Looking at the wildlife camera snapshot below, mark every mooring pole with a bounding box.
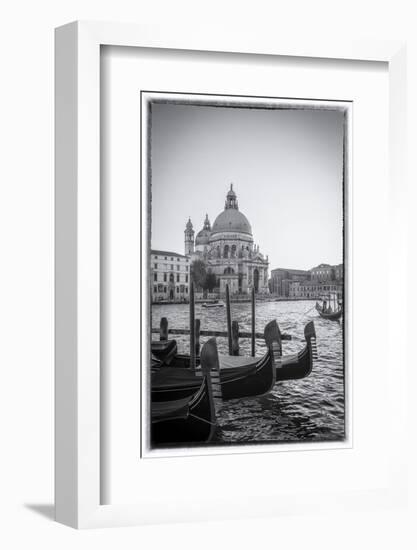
[251,286,256,357]
[190,281,196,371]
[195,318,201,357]
[232,320,240,356]
[226,284,232,355]
[160,317,168,341]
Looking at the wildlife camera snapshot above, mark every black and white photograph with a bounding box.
[146,92,347,450]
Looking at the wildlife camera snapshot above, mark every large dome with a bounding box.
[211,184,253,236]
[211,209,252,236]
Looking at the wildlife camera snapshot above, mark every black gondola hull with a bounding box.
[219,352,274,400]
[151,374,215,446]
[275,341,313,381]
[151,350,274,402]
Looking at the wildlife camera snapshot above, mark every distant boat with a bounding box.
[316,293,343,321]
[201,301,224,308]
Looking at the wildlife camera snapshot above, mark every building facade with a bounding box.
[151,250,190,302]
[269,263,343,298]
[269,268,310,296]
[185,185,269,295]
[289,280,343,300]
[310,263,343,282]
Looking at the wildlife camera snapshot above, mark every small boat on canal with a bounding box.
[316,293,343,321]
[151,338,222,446]
[201,301,225,308]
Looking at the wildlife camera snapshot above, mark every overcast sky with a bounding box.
[150,102,344,271]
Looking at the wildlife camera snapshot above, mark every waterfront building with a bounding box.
[151,250,190,302]
[289,280,343,300]
[184,184,269,295]
[269,268,310,296]
[310,263,343,282]
[270,263,343,298]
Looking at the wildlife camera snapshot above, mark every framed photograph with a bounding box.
[142,91,349,457]
[55,22,407,528]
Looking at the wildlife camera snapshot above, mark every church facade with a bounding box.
[184,185,269,295]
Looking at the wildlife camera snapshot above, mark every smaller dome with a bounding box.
[195,214,211,246]
[195,229,210,246]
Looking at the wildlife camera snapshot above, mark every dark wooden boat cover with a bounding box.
[151,353,268,391]
[218,355,261,370]
[152,368,202,391]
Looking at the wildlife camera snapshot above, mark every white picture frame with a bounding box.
[139,90,352,460]
[55,21,407,528]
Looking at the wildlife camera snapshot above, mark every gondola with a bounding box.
[152,319,285,402]
[217,320,317,382]
[151,320,316,401]
[151,338,220,446]
[315,298,343,321]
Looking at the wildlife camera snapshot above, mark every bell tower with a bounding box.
[184,217,195,255]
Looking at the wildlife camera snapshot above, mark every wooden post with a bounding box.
[225,284,232,355]
[231,320,239,356]
[160,317,168,341]
[195,318,201,357]
[190,281,196,371]
[251,286,255,357]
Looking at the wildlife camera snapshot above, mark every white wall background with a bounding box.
[0,0,416,547]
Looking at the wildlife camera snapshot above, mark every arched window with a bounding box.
[223,245,229,258]
[231,244,236,258]
[224,267,235,275]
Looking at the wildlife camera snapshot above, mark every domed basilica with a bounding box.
[184,185,269,295]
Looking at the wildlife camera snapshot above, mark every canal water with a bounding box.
[152,300,345,445]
